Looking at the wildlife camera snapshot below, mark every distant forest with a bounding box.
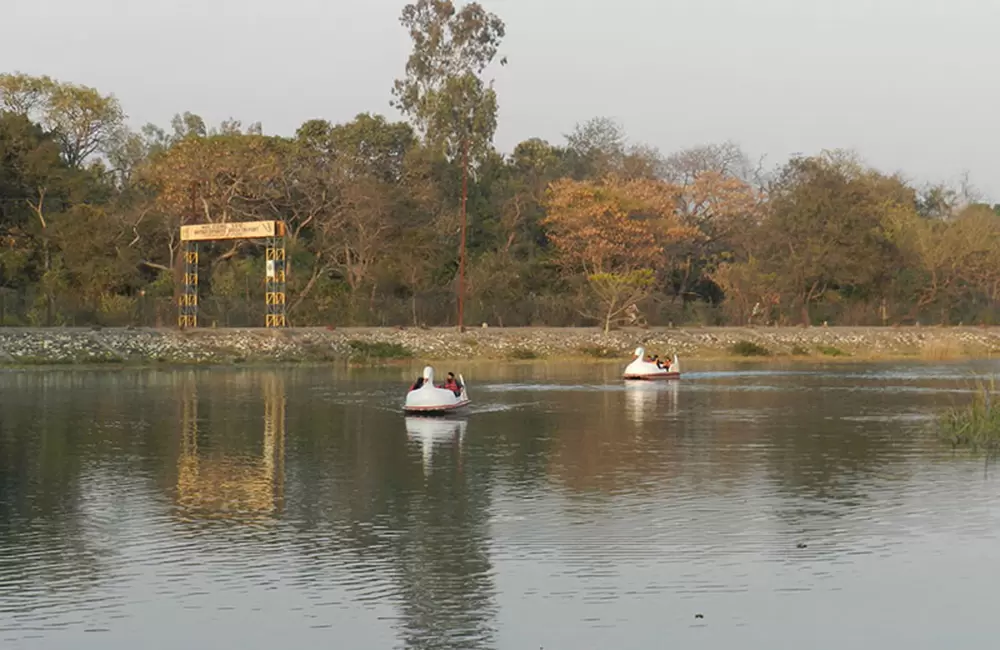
[1,0,998,329]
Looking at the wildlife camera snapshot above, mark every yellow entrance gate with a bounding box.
[178,220,287,328]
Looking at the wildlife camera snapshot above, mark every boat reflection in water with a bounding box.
[175,372,286,523]
[405,416,467,475]
[624,379,679,424]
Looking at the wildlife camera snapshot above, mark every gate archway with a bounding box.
[178,220,287,328]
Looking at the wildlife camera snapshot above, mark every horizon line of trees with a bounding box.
[2,0,999,330]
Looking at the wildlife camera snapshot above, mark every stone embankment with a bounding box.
[0,326,997,366]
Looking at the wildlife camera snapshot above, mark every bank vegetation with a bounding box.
[2,1,999,331]
[940,379,1000,453]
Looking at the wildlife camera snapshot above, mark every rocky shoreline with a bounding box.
[0,326,997,366]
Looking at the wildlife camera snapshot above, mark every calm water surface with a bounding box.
[2,360,1000,649]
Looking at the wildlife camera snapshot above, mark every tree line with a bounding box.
[1,0,998,329]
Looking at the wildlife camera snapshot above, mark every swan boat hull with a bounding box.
[403,400,471,414]
[623,370,680,380]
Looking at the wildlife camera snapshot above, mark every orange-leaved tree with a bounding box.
[543,176,692,333]
[659,170,762,306]
[138,133,285,305]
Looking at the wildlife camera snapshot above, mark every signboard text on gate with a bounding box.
[180,220,283,242]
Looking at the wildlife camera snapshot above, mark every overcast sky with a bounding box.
[4,0,998,199]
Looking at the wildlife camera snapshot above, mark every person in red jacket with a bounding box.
[442,372,461,395]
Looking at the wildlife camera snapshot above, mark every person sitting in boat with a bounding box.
[442,372,461,396]
[409,376,425,391]
[651,354,671,371]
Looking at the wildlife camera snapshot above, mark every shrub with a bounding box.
[731,340,770,357]
[940,379,1000,453]
[816,345,848,357]
[920,340,964,360]
[508,347,539,360]
[578,345,620,358]
[347,340,413,361]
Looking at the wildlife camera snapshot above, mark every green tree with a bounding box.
[588,269,655,334]
[0,73,126,167]
[0,110,71,322]
[564,117,626,178]
[0,109,128,324]
[754,151,914,325]
[391,0,506,330]
[391,0,506,163]
[562,117,665,181]
[283,114,435,323]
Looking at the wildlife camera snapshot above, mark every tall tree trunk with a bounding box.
[458,136,468,333]
[288,268,323,317]
[43,238,52,326]
[172,245,184,326]
[800,282,821,327]
[674,257,693,304]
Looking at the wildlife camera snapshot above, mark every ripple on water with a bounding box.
[479,382,622,393]
[3,363,1000,649]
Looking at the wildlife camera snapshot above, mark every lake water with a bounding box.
[2,360,1000,649]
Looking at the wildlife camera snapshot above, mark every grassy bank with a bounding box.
[0,326,997,367]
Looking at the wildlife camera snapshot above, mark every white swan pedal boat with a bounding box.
[403,366,470,414]
[623,347,680,380]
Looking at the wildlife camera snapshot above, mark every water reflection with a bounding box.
[623,380,679,424]
[2,363,1000,649]
[174,372,286,523]
[405,416,467,475]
